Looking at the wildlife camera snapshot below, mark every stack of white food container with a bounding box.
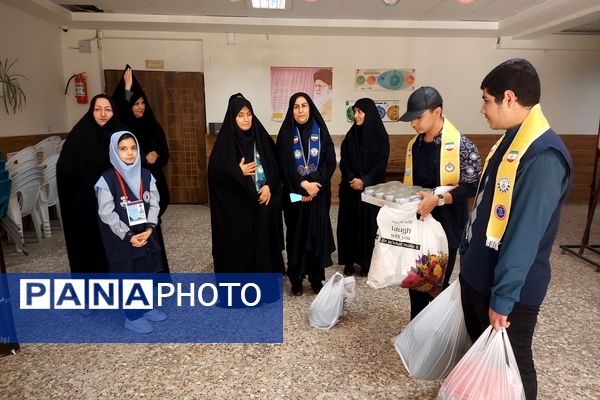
[361,181,427,209]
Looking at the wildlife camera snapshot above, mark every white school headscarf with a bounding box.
[109,130,142,199]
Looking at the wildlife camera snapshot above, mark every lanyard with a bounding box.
[114,168,143,202]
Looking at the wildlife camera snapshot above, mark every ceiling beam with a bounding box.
[499,0,600,39]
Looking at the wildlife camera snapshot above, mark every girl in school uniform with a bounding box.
[95,130,167,334]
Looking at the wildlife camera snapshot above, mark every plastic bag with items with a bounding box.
[308,272,356,330]
[368,203,448,296]
[394,280,472,380]
[437,325,526,400]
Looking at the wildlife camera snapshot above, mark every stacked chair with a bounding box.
[39,153,61,234]
[2,136,63,253]
[34,135,62,164]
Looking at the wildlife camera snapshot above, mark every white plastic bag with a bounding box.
[367,204,449,296]
[394,280,472,380]
[437,326,526,400]
[308,272,356,330]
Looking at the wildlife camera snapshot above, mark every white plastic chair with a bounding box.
[57,139,66,153]
[6,146,37,177]
[7,167,44,251]
[0,217,26,254]
[39,153,61,235]
[34,135,62,163]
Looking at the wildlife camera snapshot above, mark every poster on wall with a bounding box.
[345,100,401,122]
[271,67,333,121]
[355,68,415,91]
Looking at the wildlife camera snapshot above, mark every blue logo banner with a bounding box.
[0,273,283,343]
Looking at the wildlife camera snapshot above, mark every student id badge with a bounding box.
[126,200,147,226]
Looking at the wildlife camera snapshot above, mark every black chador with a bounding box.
[337,98,390,275]
[275,92,336,290]
[57,94,128,273]
[208,95,284,274]
[112,65,171,273]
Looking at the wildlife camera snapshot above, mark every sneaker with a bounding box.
[124,317,153,334]
[144,309,168,322]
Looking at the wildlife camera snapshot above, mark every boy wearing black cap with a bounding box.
[459,59,572,399]
[400,86,482,319]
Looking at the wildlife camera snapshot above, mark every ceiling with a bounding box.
[5,0,600,39]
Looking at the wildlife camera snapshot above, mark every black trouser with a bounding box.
[408,248,457,320]
[459,275,540,400]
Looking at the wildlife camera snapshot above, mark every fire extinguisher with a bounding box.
[64,72,88,104]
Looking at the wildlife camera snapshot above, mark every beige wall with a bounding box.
[60,29,204,126]
[201,33,600,136]
[1,1,599,138]
[0,3,67,136]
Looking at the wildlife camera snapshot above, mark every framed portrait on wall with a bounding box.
[271,67,333,121]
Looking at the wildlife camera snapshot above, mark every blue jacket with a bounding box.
[459,126,572,315]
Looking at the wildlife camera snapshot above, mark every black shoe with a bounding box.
[291,281,303,296]
[310,280,323,294]
[359,267,369,277]
[343,265,354,276]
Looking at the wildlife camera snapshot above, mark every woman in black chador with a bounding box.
[337,98,390,277]
[208,94,284,274]
[113,65,171,273]
[57,94,128,273]
[276,93,336,296]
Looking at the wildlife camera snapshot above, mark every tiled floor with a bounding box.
[1,204,599,399]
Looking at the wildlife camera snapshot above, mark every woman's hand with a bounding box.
[349,178,364,191]
[258,185,271,205]
[239,157,256,176]
[124,67,133,91]
[146,151,158,165]
[301,180,321,197]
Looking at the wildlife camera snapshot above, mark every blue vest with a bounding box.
[459,128,572,306]
[98,168,161,273]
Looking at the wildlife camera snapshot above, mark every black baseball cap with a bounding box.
[399,86,443,122]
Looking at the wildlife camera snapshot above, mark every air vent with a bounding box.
[59,4,104,13]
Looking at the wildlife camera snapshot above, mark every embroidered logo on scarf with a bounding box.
[494,204,507,220]
[497,177,510,193]
[293,120,321,177]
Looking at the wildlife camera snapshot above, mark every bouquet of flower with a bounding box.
[401,252,448,296]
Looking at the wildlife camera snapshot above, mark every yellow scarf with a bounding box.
[480,104,549,250]
[404,118,461,186]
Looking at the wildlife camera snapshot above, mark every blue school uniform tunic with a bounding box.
[97,167,162,274]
